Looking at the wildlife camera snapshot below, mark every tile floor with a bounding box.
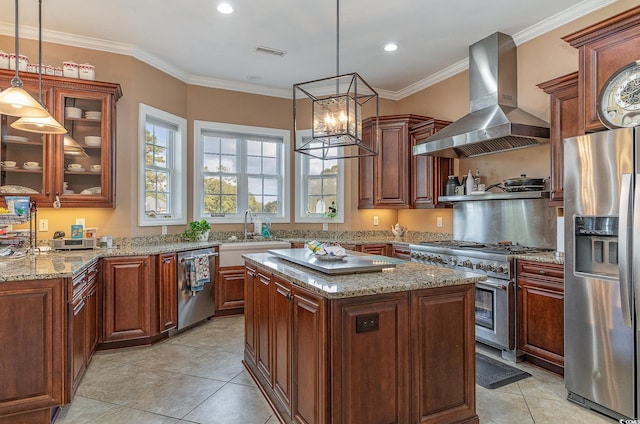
[56,315,617,424]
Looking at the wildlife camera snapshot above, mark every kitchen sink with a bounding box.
[219,240,291,267]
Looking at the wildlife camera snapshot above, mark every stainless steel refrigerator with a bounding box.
[564,127,638,420]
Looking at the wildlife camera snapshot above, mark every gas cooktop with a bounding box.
[417,240,551,255]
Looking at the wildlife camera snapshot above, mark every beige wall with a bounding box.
[2,0,637,238]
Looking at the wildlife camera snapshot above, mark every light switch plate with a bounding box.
[373,216,379,226]
[436,217,443,228]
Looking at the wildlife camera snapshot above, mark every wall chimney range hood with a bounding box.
[413,32,550,158]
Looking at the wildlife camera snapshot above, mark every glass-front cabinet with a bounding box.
[0,69,122,208]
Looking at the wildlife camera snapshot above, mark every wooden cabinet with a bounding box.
[0,278,65,420]
[67,260,100,401]
[331,292,410,424]
[358,115,452,209]
[517,260,564,375]
[0,69,121,207]
[411,284,476,423]
[360,243,389,256]
[359,115,428,208]
[102,256,151,344]
[391,244,411,260]
[216,265,246,315]
[244,261,478,424]
[157,253,177,332]
[409,119,453,208]
[538,72,580,206]
[563,6,640,133]
[244,266,327,424]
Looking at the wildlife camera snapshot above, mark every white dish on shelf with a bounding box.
[80,186,101,195]
[84,136,102,146]
[63,189,75,194]
[2,165,18,169]
[3,135,29,142]
[23,165,42,171]
[67,167,86,172]
[0,185,39,194]
[65,107,82,118]
[90,168,101,173]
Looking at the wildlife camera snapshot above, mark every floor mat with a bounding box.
[476,352,531,389]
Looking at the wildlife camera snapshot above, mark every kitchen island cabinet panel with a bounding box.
[331,293,410,424]
[255,267,272,383]
[0,279,65,420]
[272,275,293,416]
[412,285,476,423]
[517,260,564,375]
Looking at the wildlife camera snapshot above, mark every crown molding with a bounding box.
[0,0,619,101]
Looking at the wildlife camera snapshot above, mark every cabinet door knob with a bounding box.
[286,293,293,302]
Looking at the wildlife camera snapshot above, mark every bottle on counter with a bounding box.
[466,170,474,195]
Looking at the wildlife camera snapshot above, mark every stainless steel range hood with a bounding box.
[413,32,550,158]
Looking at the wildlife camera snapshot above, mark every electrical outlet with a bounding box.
[322,223,328,231]
[39,219,48,232]
[436,216,443,228]
[161,225,167,235]
[76,218,85,227]
[373,216,379,226]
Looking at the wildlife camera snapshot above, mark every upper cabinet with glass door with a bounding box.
[0,70,54,204]
[55,84,120,207]
[0,69,121,207]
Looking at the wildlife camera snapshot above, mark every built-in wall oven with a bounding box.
[410,241,549,360]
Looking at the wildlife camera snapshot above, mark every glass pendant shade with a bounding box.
[294,72,378,159]
[63,135,86,156]
[11,113,67,134]
[0,86,50,117]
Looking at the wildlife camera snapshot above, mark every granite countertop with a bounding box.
[243,252,485,299]
[0,241,220,282]
[514,251,565,265]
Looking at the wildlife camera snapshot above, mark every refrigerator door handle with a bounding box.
[619,173,633,328]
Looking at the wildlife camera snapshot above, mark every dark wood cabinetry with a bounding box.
[216,265,246,315]
[563,6,640,133]
[391,244,411,260]
[0,70,121,208]
[157,253,177,332]
[538,72,580,206]
[360,243,389,256]
[102,256,152,344]
[517,260,564,375]
[67,261,100,400]
[244,260,478,424]
[359,115,452,209]
[410,119,453,208]
[0,279,65,420]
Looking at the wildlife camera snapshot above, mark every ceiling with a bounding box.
[0,0,615,99]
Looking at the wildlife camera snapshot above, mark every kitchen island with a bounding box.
[243,250,485,424]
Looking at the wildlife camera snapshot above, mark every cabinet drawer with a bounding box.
[517,261,564,283]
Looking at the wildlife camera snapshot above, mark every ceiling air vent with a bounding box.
[255,46,286,57]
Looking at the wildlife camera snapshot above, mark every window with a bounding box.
[138,104,187,226]
[295,130,344,223]
[193,121,290,224]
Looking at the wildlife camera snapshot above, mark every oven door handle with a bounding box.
[477,280,508,291]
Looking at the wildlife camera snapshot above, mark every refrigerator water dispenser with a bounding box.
[574,216,619,277]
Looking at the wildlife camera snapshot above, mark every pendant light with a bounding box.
[293,0,378,160]
[0,0,49,118]
[11,0,67,134]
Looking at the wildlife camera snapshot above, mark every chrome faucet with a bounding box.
[244,209,255,240]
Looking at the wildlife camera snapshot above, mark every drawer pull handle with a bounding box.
[538,270,546,275]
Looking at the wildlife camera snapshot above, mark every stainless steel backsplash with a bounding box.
[453,198,557,249]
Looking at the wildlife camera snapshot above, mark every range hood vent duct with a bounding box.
[413,32,550,158]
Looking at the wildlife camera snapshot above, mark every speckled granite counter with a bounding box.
[0,241,220,282]
[514,251,565,265]
[243,251,485,299]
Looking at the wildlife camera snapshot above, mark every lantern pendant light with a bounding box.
[0,0,49,118]
[11,0,67,134]
[293,0,379,160]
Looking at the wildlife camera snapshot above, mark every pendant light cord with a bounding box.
[37,0,43,104]
[336,0,339,76]
[11,0,22,87]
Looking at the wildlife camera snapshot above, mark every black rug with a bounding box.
[476,352,531,389]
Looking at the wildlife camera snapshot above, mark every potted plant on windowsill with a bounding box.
[181,219,211,242]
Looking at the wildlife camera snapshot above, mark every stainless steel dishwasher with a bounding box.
[176,247,218,331]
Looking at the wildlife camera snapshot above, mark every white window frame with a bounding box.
[138,103,187,226]
[193,121,290,224]
[294,129,345,223]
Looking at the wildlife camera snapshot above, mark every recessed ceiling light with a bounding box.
[384,43,398,52]
[217,3,234,14]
